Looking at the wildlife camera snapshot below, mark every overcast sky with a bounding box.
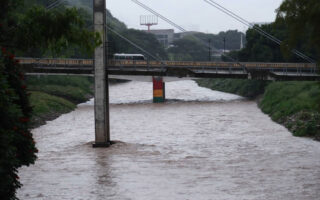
[107,0,284,34]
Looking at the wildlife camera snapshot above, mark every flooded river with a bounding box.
[18,80,320,200]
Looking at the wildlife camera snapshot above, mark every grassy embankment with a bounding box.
[197,79,320,140]
[26,75,94,127]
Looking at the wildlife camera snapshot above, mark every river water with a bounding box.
[18,80,320,200]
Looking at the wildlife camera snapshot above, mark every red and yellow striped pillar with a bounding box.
[153,77,165,103]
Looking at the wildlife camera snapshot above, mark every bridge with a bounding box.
[19,58,319,81]
[18,0,320,148]
[19,57,319,104]
[19,57,319,148]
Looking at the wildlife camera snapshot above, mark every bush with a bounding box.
[260,82,320,137]
[260,82,320,120]
[26,75,93,94]
[28,85,90,104]
[197,78,269,98]
[0,49,37,200]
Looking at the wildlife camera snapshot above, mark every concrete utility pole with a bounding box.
[93,0,110,147]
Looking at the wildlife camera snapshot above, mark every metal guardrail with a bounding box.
[17,57,318,69]
[17,57,319,80]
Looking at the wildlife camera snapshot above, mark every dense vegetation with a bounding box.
[108,28,168,60]
[260,82,320,138]
[0,47,37,200]
[197,78,320,139]
[197,1,320,140]
[168,30,244,61]
[197,79,269,99]
[277,0,320,61]
[0,0,98,199]
[1,0,319,198]
[26,76,94,127]
[224,21,316,63]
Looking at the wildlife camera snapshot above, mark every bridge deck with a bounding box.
[18,58,319,81]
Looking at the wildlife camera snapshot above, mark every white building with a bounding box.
[146,29,175,48]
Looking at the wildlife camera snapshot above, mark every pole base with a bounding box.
[92,142,111,148]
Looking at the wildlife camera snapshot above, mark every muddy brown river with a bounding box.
[18,80,320,200]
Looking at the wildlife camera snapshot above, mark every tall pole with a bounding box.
[93,0,110,147]
[223,37,226,53]
[208,39,211,61]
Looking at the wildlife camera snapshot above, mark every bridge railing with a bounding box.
[17,57,93,65]
[17,57,318,72]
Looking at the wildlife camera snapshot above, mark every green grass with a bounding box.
[197,78,269,98]
[259,81,320,137]
[197,78,320,138]
[26,76,94,126]
[27,75,93,103]
[26,75,93,94]
[28,85,90,103]
[30,91,76,117]
[260,82,319,121]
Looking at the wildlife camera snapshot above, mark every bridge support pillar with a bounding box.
[153,77,165,103]
[93,0,110,147]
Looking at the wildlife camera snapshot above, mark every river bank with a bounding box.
[26,75,94,128]
[197,79,320,141]
[27,76,320,140]
[18,80,320,200]
[27,76,130,128]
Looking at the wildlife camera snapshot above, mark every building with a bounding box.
[174,31,199,40]
[146,29,175,48]
[146,29,202,48]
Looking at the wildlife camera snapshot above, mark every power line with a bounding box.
[204,0,313,62]
[107,26,165,64]
[131,0,187,33]
[46,0,67,10]
[130,1,219,53]
[130,0,227,53]
[203,0,315,63]
[131,0,247,70]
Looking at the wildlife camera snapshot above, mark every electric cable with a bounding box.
[131,0,247,70]
[204,0,314,62]
[107,26,165,64]
[46,0,67,10]
[203,0,315,63]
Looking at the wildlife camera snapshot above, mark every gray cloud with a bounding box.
[107,0,283,33]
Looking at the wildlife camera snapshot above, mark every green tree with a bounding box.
[225,20,317,63]
[277,0,320,62]
[194,30,245,50]
[0,1,99,199]
[108,28,168,60]
[167,36,208,61]
[168,30,244,62]
[1,0,100,58]
[234,23,287,62]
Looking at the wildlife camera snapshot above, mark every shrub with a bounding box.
[0,49,37,200]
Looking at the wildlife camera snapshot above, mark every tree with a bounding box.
[276,0,320,62]
[167,36,208,61]
[233,23,289,62]
[225,19,317,63]
[167,30,244,62]
[108,28,167,61]
[1,0,100,57]
[0,1,99,199]
[277,0,320,113]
